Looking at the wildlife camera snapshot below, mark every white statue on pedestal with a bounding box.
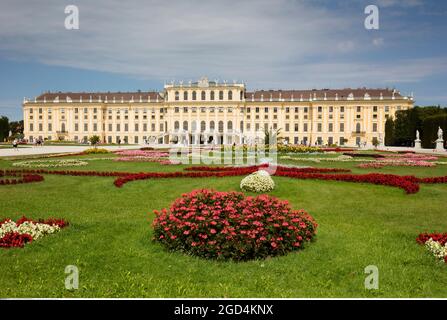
[435,126,445,151]
[414,130,421,149]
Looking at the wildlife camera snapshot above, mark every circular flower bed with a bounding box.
[153,189,317,261]
[240,170,275,193]
[12,159,88,168]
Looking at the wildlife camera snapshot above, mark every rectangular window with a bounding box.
[134,136,139,144]
[116,124,120,132]
[285,123,290,132]
[93,123,97,131]
[317,123,322,132]
[75,123,79,131]
[151,123,155,131]
[124,123,129,131]
[373,106,378,112]
[294,123,298,132]
[373,123,378,132]
[340,123,344,132]
[339,137,345,146]
[303,123,308,132]
[38,123,43,131]
[48,123,52,132]
[135,123,139,132]
[84,123,88,131]
[328,123,333,132]
[108,124,112,131]
[143,123,147,131]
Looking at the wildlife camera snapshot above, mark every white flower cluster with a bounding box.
[0,220,61,240]
[12,159,88,168]
[240,170,275,193]
[425,238,447,262]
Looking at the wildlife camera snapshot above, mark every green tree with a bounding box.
[422,114,447,148]
[89,135,100,148]
[384,117,395,146]
[0,116,9,142]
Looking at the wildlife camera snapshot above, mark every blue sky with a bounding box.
[1,0,446,120]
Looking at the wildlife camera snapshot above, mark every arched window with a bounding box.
[192,91,197,100]
[210,91,215,100]
[183,121,188,131]
[218,121,224,133]
[175,91,179,101]
[228,91,233,100]
[356,123,361,133]
[210,121,215,131]
[174,121,179,130]
[227,121,233,131]
[219,91,224,100]
[183,91,188,100]
[201,121,206,132]
[201,91,206,100]
[191,121,197,132]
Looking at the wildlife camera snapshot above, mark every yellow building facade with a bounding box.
[23,77,414,147]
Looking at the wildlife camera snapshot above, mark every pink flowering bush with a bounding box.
[152,189,317,261]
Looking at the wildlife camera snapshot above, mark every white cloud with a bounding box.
[0,0,444,94]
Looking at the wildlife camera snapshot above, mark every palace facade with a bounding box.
[22,77,414,147]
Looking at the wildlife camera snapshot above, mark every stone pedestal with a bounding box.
[414,139,422,149]
[435,139,445,151]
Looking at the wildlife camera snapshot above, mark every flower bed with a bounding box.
[416,233,447,264]
[278,144,321,154]
[240,170,275,193]
[0,216,69,248]
[114,150,169,157]
[83,148,110,154]
[12,159,88,168]
[0,170,44,185]
[152,190,317,261]
[357,153,438,169]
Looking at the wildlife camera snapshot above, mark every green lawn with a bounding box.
[0,152,446,298]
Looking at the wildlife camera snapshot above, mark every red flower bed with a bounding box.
[4,166,447,195]
[275,171,420,194]
[0,216,69,248]
[0,232,33,248]
[183,165,350,174]
[0,170,44,185]
[152,189,317,261]
[343,152,385,159]
[416,233,447,246]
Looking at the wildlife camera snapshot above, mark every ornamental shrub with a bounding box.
[152,189,317,261]
[83,148,109,154]
[240,170,275,193]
